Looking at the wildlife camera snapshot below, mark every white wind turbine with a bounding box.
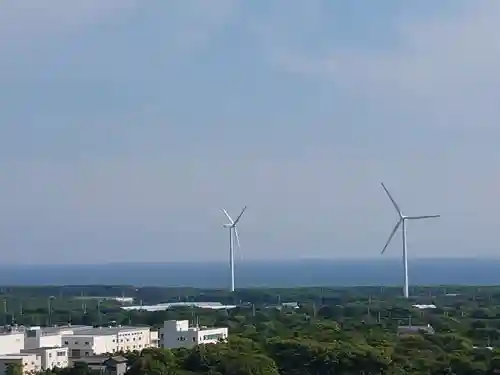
[380,183,440,298]
[221,206,247,292]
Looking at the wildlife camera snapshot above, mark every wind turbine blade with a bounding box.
[234,227,241,248]
[221,208,234,224]
[233,206,247,225]
[381,219,402,254]
[381,183,402,215]
[407,215,440,220]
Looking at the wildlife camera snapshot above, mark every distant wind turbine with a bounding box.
[380,183,440,298]
[221,206,247,292]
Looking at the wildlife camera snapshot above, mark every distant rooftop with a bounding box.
[397,324,435,335]
[121,301,237,312]
[412,304,437,309]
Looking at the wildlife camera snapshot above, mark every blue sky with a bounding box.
[0,0,499,263]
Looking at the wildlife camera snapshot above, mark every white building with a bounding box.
[0,332,25,355]
[0,353,41,375]
[159,320,228,349]
[24,325,93,350]
[63,326,153,357]
[150,330,159,348]
[21,347,69,370]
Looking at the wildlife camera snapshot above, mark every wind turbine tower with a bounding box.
[221,206,247,292]
[380,183,440,298]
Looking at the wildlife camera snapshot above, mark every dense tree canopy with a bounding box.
[3,285,500,374]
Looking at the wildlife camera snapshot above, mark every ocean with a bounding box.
[0,258,498,287]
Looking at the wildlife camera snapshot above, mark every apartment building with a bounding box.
[0,353,41,375]
[159,320,228,349]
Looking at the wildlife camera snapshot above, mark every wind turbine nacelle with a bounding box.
[222,224,232,228]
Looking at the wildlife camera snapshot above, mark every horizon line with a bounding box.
[0,256,498,267]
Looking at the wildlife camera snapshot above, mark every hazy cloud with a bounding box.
[0,1,499,263]
[257,1,500,128]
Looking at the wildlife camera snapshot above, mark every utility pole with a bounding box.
[97,300,102,325]
[48,296,55,326]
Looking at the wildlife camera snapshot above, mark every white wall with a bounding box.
[150,331,159,348]
[196,328,228,345]
[160,320,228,349]
[25,333,62,350]
[63,335,117,357]
[0,333,24,355]
[22,347,68,370]
[115,328,151,352]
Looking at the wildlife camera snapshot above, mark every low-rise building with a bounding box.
[0,353,41,375]
[71,355,128,375]
[21,347,69,370]
[63,334,117,358]
[159,320,228,349]
[0,332,25,355]
[24,325,93,350]
[63,326,153,357]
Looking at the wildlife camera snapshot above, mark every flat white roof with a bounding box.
[64,326,149,336]
[122,302,237,312]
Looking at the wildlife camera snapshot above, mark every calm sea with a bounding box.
[0,258,498,287]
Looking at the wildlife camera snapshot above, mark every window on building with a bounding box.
[64,341,69,345]
[84,342,89,345]
[203,334,222,341]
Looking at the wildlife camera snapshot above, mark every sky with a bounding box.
[0,0,499,264]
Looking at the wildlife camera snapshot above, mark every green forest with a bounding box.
[3,285,500,374]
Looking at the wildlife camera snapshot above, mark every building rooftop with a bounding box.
[0,353,37,359]
[397,324,435,335]
[38,325,92,335]
[22,346,68,351]
[122,301,237,312]
[73,355,127,365]
[0,330,24,336]
[65,326,149,336]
